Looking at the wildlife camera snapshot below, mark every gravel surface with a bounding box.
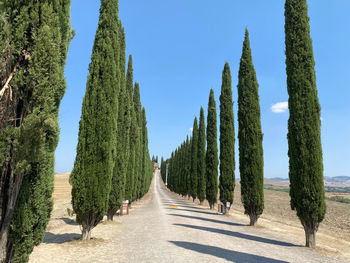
[29,171,348,263]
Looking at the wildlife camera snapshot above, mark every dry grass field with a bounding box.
[230,182,350,259]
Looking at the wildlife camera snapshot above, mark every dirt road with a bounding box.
[29,171,347,262]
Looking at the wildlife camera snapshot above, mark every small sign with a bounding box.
[226,202,230,208]
[121,200,129,215]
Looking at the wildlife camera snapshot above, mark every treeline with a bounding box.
[162,0,325,249]
[162,30,264,226]
[70,0,153,241]
[0,0,153,261]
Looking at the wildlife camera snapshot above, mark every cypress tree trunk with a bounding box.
[237,29,264,227]
[0,1,72,261]
[70,0,120,240]
[219,62,235,210]
[197,107,206,204]
[190,118,199,201]
[285,0,326,248]
[206,89,218,209]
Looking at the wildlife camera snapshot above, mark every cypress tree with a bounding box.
[184,137,191,198]
[0,1,72,261]
[186,136,192,198]
[285,0,326,248]
[124,55,135,202]
[190,118,199,201]
[128,102,138,202]
[70,0,120,241]
[107,20,129,221]
[237,29,264,226]
[141,107,150,196]
[219,62,235,211]
[206,89,218,209]
[133,82,143,199]
[197,107,206,204]
[160,157,165,182]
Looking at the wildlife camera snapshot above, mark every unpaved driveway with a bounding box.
[29,171,347,262]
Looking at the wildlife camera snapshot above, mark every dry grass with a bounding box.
[230,182,350,259]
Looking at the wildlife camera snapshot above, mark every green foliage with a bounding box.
[70,0,120,232]
[219,62,235,207]
[237,29,264,221]
[0,1,72,261]
[197,107,206,202]
[108,19,129,218]
[124,55,135,202]
[285,0,326,227]
[190,118,199,200]
[133,82,143,199]
[186,136,192,197]
[141,107,152,196]
[206,89,218,208]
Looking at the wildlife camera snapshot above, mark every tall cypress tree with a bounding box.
[237,29,264,226]
[107,20,129,221]
[186,136,192,198]
[128,102,138,202]
[197,107,206,204]
[206,89,218,209]
[124,55,135,202]
[141,107,151,196]
[184,137,191,198]
[219,62,235,211]
[190,117,199,202]
[133,82,143,199]
[0,1,72,261]
[70,0,119,241]
[285,0,326,248]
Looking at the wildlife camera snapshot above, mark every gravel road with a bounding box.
[29,170,347,263]
[106,170,344,263]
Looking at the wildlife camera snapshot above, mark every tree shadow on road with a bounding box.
[169,241,289,263]
[174,224,298,247]
[166,207,218,216]
[43,232,81,244]
[168,213,244,227]
[58,217,79,226]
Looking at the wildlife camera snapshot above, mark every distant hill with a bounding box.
[269,177,289,182]
[324,176,350,183]
[265,176,350,188]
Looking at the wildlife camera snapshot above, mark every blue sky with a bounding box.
[55,1,350,178]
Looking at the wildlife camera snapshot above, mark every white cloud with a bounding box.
[189,128,193,132]
[271,101,288,113]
